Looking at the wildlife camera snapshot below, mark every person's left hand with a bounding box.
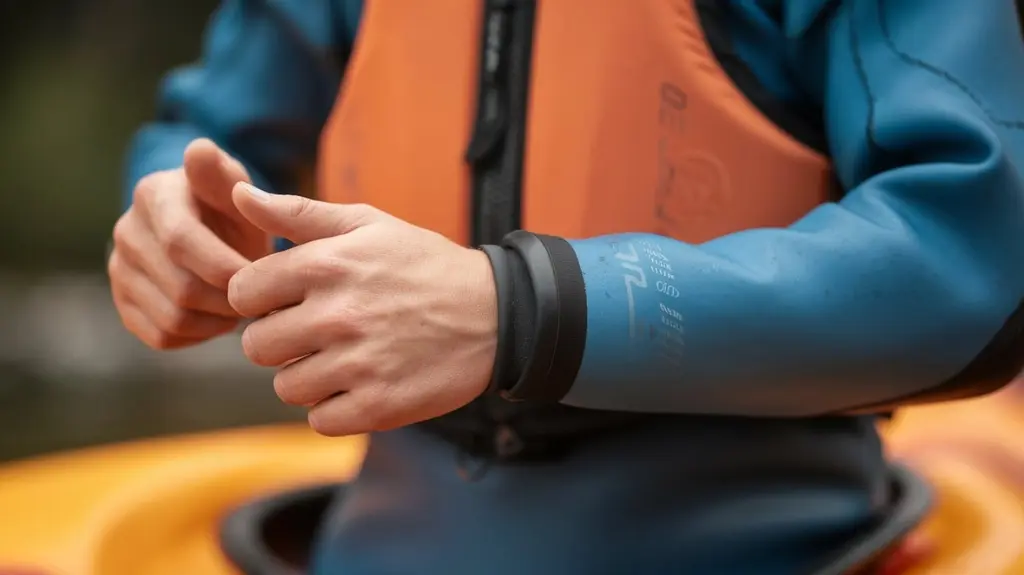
[228,183,498,436]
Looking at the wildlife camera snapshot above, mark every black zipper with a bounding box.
[461,0,537,464]
[465,0,536,246]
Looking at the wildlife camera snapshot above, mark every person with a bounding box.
[107,0,1024,573]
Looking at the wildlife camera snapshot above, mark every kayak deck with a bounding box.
[0,390,1019,574]
[0,425,363,575]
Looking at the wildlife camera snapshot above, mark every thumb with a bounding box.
[232,183,378,244]
[183,138,251,214]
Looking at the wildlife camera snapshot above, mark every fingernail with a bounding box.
[242,183,272,203]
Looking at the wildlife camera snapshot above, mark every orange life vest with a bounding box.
[318,0,832,244]
[315,0,835,453]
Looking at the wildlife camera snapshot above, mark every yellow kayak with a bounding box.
[0,425,363,575]
[886,387,1024,468]
[0,390,1020,575]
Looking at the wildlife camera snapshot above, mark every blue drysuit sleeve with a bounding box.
[558,0,1024,416]
[124,0,360,207]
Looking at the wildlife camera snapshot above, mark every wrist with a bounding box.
[479,244,513,395]
[479,231,588,402]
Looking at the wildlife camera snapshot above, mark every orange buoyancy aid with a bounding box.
[317,0,834,455]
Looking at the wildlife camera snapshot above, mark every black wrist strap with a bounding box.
[501,231,587,402]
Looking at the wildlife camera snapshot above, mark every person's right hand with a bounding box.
[109,139,273,349]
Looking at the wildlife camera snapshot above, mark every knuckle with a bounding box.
[288,196,318,220]
[321,301,362,338]
[111,217,147,266]
[116,302,181,351]
[320,253,351,275]
[137,328,176,351]
[106,251,122,279]
[118,310,144,336]
[168,275,205,308]
[111,214,133,247]
[133,170,176,204]
[153,305,193,336]
[159,220,191,257]
[303,255,347,288]
[346,356,379,382]
[132,173,159,203]
[133,330,159,349]
[350,203,379,221]
[148,332,177,350]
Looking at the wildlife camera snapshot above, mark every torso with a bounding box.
[317,0,835,462]
[311,2,886,572]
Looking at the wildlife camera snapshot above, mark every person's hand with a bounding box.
[109,139,272,349]
[228,184,498,436]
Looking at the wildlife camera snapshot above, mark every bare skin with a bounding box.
[109,139,270,349]
[109,138,497,436]
[228,185,497,436]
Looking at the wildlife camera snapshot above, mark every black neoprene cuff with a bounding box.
[479,231,588,402]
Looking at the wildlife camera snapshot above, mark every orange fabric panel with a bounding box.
[522,0,831,240]
[318,0,832,246]
[318,0,481,245]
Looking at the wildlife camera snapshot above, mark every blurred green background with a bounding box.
[0,1,300,462]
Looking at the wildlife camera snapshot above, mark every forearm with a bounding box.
[482,0,1024,416]
[484,208,1022,417]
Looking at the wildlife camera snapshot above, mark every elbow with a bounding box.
[851,293,1024,414]
[933,295,1024,401]
[915,155,1024,403]
[872,149,1024,407]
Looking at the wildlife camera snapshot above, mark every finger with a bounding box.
[119,303,210,350]
[271,350,356,406]
[145,191,252,289]
[111,278,209,350]
[228,247,317,318]
[307,378,423,435]
[113,212,237,317]
[232,183,379,244]
[183,138,251,215]
[241,304,325,367]
[112,251,239,339]
[307,386,406,437]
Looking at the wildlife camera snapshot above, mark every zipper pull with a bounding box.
[465,0,516,164]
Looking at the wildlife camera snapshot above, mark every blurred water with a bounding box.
[0,272,302,462]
